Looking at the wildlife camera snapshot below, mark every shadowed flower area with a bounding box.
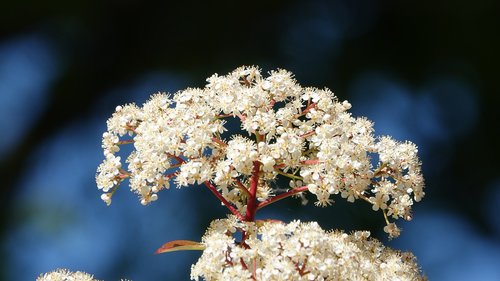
[1,1,499,280]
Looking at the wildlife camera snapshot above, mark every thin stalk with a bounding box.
[117,140,134,145]
[234,179,251,197]
[204,181,245,221]
[212,137,227,147]
[275,169,303,181]
[301,159,320,165]
[167,153,185,164]
[299,131,315,138]
[257,185,309,210]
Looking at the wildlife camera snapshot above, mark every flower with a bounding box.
[96,66,425,236]
[37,269,99,281]
[384,222,402,239]
[37,269,132,281]
[96,154,122,192]
[190,219,425,281]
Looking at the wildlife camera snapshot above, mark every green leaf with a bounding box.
[154,240,205,254]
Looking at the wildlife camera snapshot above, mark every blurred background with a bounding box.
[1,0,499,280]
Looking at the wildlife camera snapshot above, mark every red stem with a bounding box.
[212,137,227,147]
[234,179,251,197]
[273,163,286,169]
[299,131,315,138]
[257,186,309,210]
[117,140,134,145]
[244,161,261,221]
[216,113,233,118]
[301,159,320,165]
[164,171,180,180]
[118,173,129,179]
[274,159,319,169]
[167,153,185,164]
[302,102,316,114]
[204,181,245,221]
[240,258,248,270]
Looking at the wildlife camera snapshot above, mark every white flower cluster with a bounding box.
[96,66,424,236]
[191,218,425,281]
[37,269,100,281]
[37,269,131,281]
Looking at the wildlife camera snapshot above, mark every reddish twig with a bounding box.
[117,140,134,145]
[300,159,320,165]
[212,137,227,147]
[244,161,261,221]
[167,153,185,164]
[302,102,316,114]
[234,179,251,197]
[204,181,245,221]
[299,131,315,138]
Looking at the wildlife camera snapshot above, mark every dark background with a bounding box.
[1,1,499,280]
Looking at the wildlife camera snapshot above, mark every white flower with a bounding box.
[260,155,275,172]
[96,154,121,192]
[176,159,213,187]
[106,103,142,136]
[226,136,258,175]
[191,219,424,280]
[100,193,112,206]
[37,269,132,281]
[370,192,389,211]
[37,269,99,281]
[96,65,425,236]
[384,223,401,239]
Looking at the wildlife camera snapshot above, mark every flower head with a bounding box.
[96,66,425,235]
[190,219,425,280]
[37,269,99,281]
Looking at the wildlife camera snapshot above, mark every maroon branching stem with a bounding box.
[239,258,248,270]
[302,102,316,114]
[164,171,179,180]
[240,231,250,248]
[301,159,320,165]
[297,256,310,276]
[204,180,245,221]
[257,186,309,210]
[274,159,319,169]
[251,258,257,280]
[299,131,315,138]
[124,124,138,134]
[237,114,247,121]
[234,179,251,197]
[167,153,185,164]
[117,140,134,145]
[118,174,129,180]
[118,168,131,178]
[211,137,227,147]
[244,161,261,222]
[273,163,286,169]
[216,113,233,118]
[167,163,183,169]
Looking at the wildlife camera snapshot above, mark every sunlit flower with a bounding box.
[191,219,424,280]
[37,269,99,281]
[96,66,425,235]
